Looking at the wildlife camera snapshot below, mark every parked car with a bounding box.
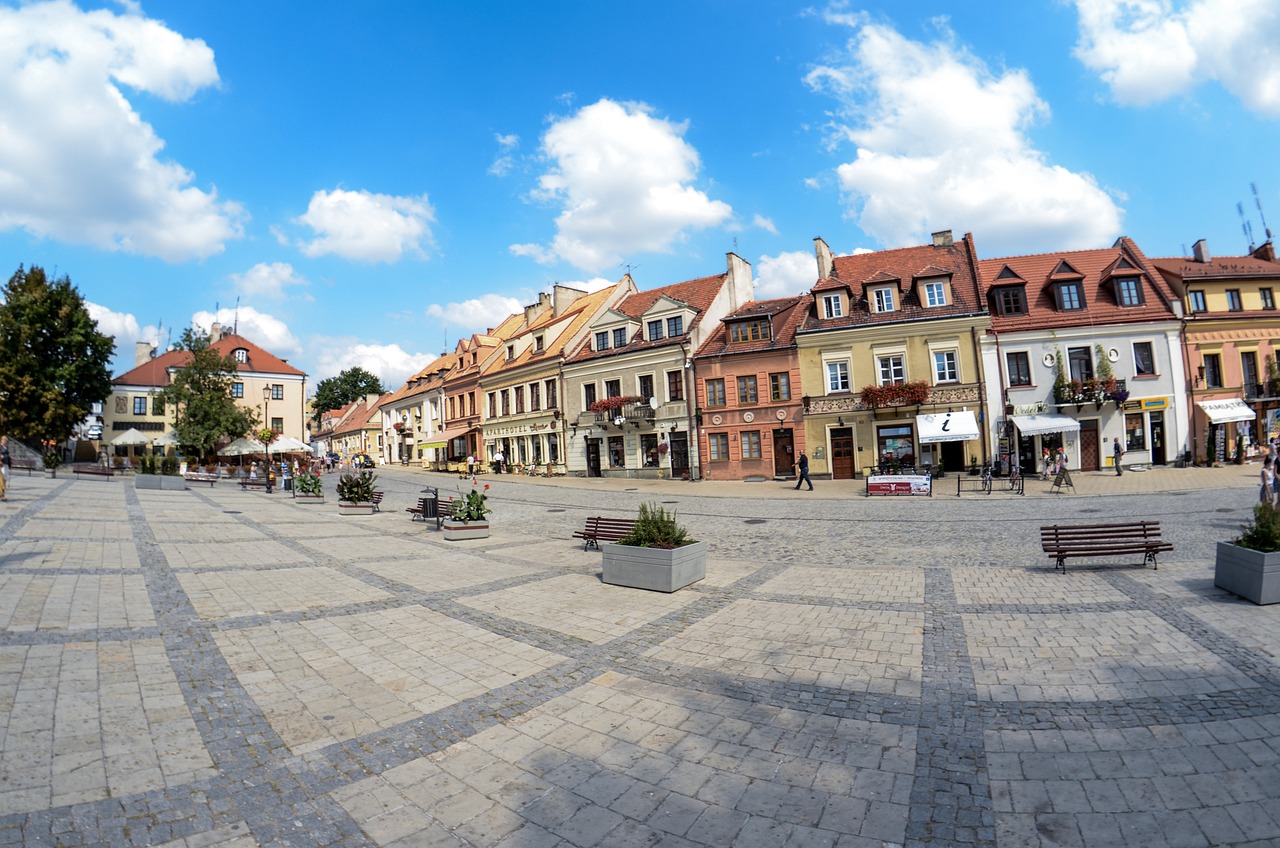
[85,425,103,440]
[352,453,375,469]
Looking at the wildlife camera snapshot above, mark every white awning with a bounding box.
[916,411,980,443]
[1010,413,1082,437]
[1197,398,1256,424]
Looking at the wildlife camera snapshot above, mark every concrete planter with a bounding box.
[1216,541,1280,605]
[134,474,186,491]
[601,540,707,593]
[293,494,325,504]
[338,501,375,516]
[442,519,490,541]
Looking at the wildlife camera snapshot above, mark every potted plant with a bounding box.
[336,470,378,515]
[293,471,324,503]
[1216,502,1280,604]
[443,482,491,540]
[601,502,706,592]
[135,453,187,490]
[42,447,61,478]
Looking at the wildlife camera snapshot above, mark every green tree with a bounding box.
[158,328,258,462]
[312,366,385,418]
[0,266,115,442]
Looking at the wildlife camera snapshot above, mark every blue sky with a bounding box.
[2,0,1278,389]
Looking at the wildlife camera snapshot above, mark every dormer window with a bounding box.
[994,287,1026,316]
[1115,277,1143,307]
[506,345,515,360]
[666,316,684,337]
[871,287,895,313]
[822,294,843,319]
[922,280,947,307]
[595,331,609,351]
[647,320,663,341]
[1054,281,1085,311]
[729,319,771,343]
[612,328,628,348]
[534,335,544,352]
[233,348,248,363]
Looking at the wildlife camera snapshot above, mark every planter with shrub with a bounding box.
[336,471,377,515]
[443,483,491,540]
[293,471,324,503]
[1216,502,1280,604]
[135,455,186,490]
[601,502,706,592]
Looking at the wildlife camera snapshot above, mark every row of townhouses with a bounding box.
[102,230,1280,482]
[362,231,1280,481]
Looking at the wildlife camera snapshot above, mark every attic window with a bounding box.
[647,320,663,341]
[612,328,628,348]
[1115,277,1143,307]
[729,319,771,343]
[871,287,896,313]
[233,348,248,363]
[534,335,544,352]
[1054,281,1085,311]
[921,280,947,307]
[994,287,1027,316]
[822,294,843,319]
[595,331,609,351]
[506,345,515,360]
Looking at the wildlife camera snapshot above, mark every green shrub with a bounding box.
[450,483,491,521]
[160,457,178,476]
[618,502,696,549]
[295,472,323,496]
[336,471,377,503]
[1237,502,1280,553]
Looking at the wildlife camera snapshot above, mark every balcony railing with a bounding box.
[594,401,655,425]
[1052,378,1128,407]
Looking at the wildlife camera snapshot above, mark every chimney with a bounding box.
[725,252,754,311]
[523,291,552,325]
[814,237,833,280]
[932,230,954,247]
[552,284,586,316]
[1253,241,1276,262]
[134,341,155,367]
[210,321,222,341]
[1192,239,1211,263]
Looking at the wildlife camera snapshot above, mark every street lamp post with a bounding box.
[262,386,273,493]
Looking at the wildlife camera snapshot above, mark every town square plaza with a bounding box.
[0,464,1278,847]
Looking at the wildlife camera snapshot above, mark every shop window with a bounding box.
[876,424,915,467]
[1133,342,1155,376]
[1007,352,1031,387]
[1203,353,1223,388]
[769,372,791,401]
[742,430,762,459]
[826,361,849,392]
[608,435,625,467]
[737,375,758,404]
[642,434,659,467]
[705,379,726,407]
[708,433,729,461]
[548,437,559,463]
[1125,413,1147,451]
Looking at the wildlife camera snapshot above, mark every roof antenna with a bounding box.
[1254,182,1272,241]
[619,261,640,277]
[233,296,239,335]
[1239,203,1255,251]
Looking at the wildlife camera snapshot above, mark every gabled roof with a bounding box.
[977,237,1179,332]
[112,332,305,387]
[803,233,985,331]
[694,295,813,359]
[1150,251,1280,282]
[483,283,627,375]
[567,272,729,364]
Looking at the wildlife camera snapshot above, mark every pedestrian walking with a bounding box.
[0,435,10,501]
[1113,437,1125,476]
[1041,447,1052,479]
[793,451,813,491]
[1263,457,1276,505]
[467,454,475,476]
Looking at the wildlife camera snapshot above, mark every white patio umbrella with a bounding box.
[110,428,152,446]
[268,436,310,454]
[218,437,266,456]
[151,431,179,447]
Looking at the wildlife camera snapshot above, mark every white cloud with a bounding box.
[755,251,818,299]
[425,293,525,337]
[0,0,244,261]
[192,306,301,360]
[1072,0,1280,115]
[510,98,733,273]
[489,132,520,176]
[230,262,309,301]
[295,189,435,263]
[808,18,1123,255]
[310,339,436,389]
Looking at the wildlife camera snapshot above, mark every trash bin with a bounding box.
[422,487,439,520]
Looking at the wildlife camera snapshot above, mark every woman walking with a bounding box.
[1262,456,1275,506]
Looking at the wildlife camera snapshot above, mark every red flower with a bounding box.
[484,484,490,491]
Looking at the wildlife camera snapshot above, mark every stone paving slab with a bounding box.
[1,467,1278,847]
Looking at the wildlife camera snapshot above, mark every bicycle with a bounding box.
[1007,463,1022,490]
[981,463,993,494]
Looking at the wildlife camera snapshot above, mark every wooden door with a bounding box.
[1080,420,1099,471]
[831,428,855,479]
[773,429,794,476]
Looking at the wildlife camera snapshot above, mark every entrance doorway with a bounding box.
[669,433,689,479]
[831,428,855,479]
[1080,420,1099,471]
[1150,412,1166,465]
[773,428,794,477]
[585,438,601,477]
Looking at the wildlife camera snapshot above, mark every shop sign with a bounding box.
[866,474,932,496]
[1011,402,1046,415]
[1139,397,1168,411]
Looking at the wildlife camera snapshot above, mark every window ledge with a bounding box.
[1130,374,1160,380]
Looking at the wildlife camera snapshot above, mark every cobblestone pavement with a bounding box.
[0,463,1277,847]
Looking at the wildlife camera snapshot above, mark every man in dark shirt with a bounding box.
[794,451,813,491]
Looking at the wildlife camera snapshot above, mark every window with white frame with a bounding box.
[647,320,663,340]
[822,294,843,318]
[594,331,608,351]
[933,351,958,383]
[872,287,895,313]
[878,354,905,384]
[826,361,850,392]
[923,281,946,307]
[612,328,628,348]
[666,316,683,337]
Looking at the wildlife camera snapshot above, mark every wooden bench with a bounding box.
[573,516,637,550]
[184,473,218,487]
[371,491,384,512]
[10,460,36,476]
[407,497,454,529]
[72,465,115,480]
[239,478,269,491]
[1041,521,1173,574]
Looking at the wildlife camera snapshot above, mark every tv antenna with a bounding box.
[232,296,239,335]
[1238,202,1255,251]
[1254,182,1272,241]
[619,261,640,277]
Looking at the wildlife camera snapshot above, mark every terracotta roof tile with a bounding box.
[112,332,305,386]
[695,295,813,358]
[567,272,731,364]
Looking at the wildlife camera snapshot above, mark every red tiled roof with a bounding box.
[112,332,304,386]
[567,272,730,364]
[1149,253,1280,281]
[695,295,812,359]
[977,237,1179,332]
[802,233,985,331]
